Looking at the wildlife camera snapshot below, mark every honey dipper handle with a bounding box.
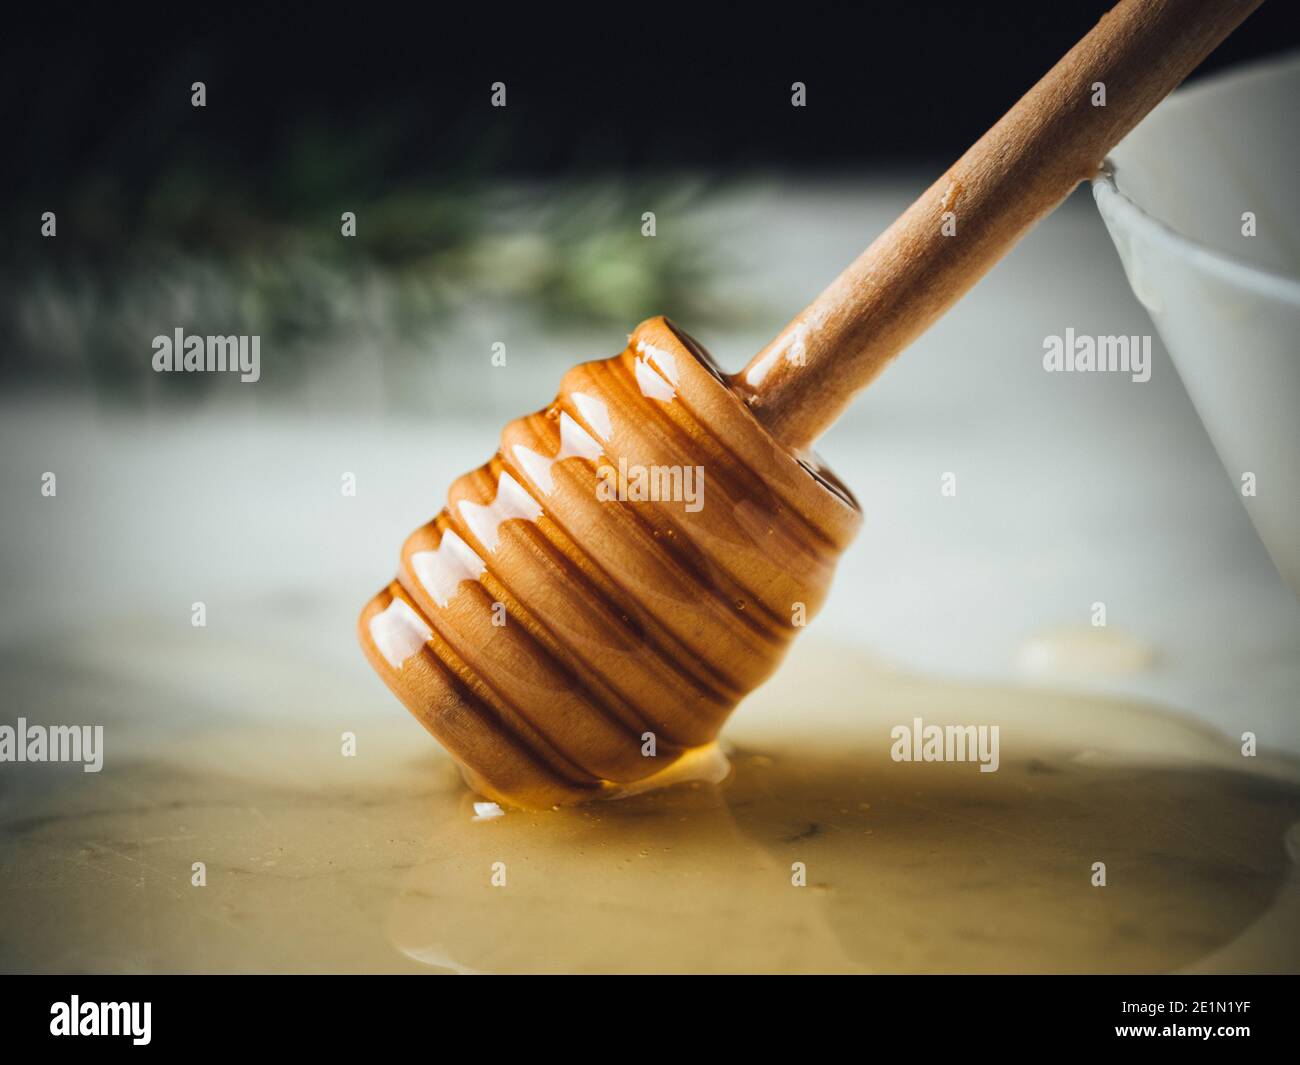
[736,0,1264,451]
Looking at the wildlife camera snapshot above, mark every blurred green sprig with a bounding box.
[3,166,738,397]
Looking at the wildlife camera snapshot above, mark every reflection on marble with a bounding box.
[1,637,1296,974]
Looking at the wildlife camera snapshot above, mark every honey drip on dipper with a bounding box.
[359,0,1265,807]
[359,318,860,806]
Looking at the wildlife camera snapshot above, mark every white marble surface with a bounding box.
[1,179,1295,751]
[2,176,1299,974]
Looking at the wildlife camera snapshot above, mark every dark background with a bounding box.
[3,1,1295,388]
[6,1,1297,195]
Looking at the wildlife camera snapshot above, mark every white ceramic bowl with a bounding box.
[1093,54,1300,594]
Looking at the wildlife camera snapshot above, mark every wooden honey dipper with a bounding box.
[359,0,1263,808]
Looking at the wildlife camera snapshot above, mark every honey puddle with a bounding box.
[2,644,1297,974]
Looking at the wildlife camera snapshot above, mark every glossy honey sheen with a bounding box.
[358,317,862,807]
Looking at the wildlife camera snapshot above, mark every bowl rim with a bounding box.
[1091,171,1300,305]
[1089,53,1300,304]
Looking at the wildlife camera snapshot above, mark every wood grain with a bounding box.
[737,0,1265,450]
[359,319,861,807]
[359,1,1261,806]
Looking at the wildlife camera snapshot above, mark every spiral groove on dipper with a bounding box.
[358,317,861,807]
